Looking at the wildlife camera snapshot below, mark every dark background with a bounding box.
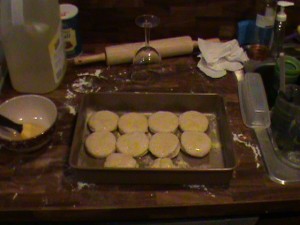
[59,0,300,44]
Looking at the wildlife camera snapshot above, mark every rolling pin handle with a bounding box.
[73,53,106,65]
[192,38,220,50]
[193,40,198,49]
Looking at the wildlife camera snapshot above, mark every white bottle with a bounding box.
[0,0,66,93]
[254,0,276,46]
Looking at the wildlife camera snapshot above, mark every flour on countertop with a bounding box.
[233,133,261,168]
[77,182,89,190]
[12,193,18,201]
[79,69,108,80]
[65,89,76,99]
[77,69,103,78]
[186,184,216,198]
[64,88,77,114]
[57,131,63,138]
[76,182,96,191]
[65,104,76,115]
[77,72,89,76]
[42,196,49,205]
[71,69,105,94]
[72,76,99,93]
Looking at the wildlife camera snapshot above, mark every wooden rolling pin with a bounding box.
[73,36,198,66]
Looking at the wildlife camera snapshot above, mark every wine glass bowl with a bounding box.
[133,46,161,65]
[131,14,162,83]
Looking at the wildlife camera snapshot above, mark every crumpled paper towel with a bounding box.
[197,38,249,78]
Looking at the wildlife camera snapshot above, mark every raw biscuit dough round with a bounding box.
[181,131,212,157]
[148,111,178,133]
[116,132,149,157]
[85,131,116,158]
[149,132,180,158]
[168,143,180,158]
[88,110,119,132]
[104,153,138,168]
[151,158,175,169]
[179,110,209,132]
[118,112,148,133]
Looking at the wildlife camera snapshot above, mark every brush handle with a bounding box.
[0,114,23,133]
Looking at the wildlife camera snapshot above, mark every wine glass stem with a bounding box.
[144,27,150,47]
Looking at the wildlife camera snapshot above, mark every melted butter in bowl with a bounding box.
[12,123,47,141]
[0,95,58,152]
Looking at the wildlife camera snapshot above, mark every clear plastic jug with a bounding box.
[0,0,66,93]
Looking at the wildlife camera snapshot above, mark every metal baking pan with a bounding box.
[69,92,236,185]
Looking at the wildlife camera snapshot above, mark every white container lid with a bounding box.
[60,4,78,20]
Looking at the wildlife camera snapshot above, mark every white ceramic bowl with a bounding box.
[0,95,57,152]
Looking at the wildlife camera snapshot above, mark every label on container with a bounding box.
[60,4,82,58]
[48,22,66,83]
[62,28,77,52]
[256,14,275,28]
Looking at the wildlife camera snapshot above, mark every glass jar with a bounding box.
[271,85,300,168]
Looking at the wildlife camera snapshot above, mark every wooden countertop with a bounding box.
[0,49,300,222]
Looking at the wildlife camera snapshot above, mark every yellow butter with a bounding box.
[20,123,46,140]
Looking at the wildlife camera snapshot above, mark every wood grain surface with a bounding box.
[0,46,300,222]
[1,0,300,222]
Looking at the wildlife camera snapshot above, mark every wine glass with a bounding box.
[131,14,162,83]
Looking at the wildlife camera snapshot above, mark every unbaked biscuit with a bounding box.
[104,153,138,168]
[179,110,209,132]
[88,110,119,132]
[148,111,178,133]
[116,132,149,157]
[118,112,148,133]
[151,158,175,169]
[168,143,180,158]
[149,132,180,158]
[85,131,116,158]
[181,131,211,157]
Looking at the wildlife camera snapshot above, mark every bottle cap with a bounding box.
[276,1,294,22]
